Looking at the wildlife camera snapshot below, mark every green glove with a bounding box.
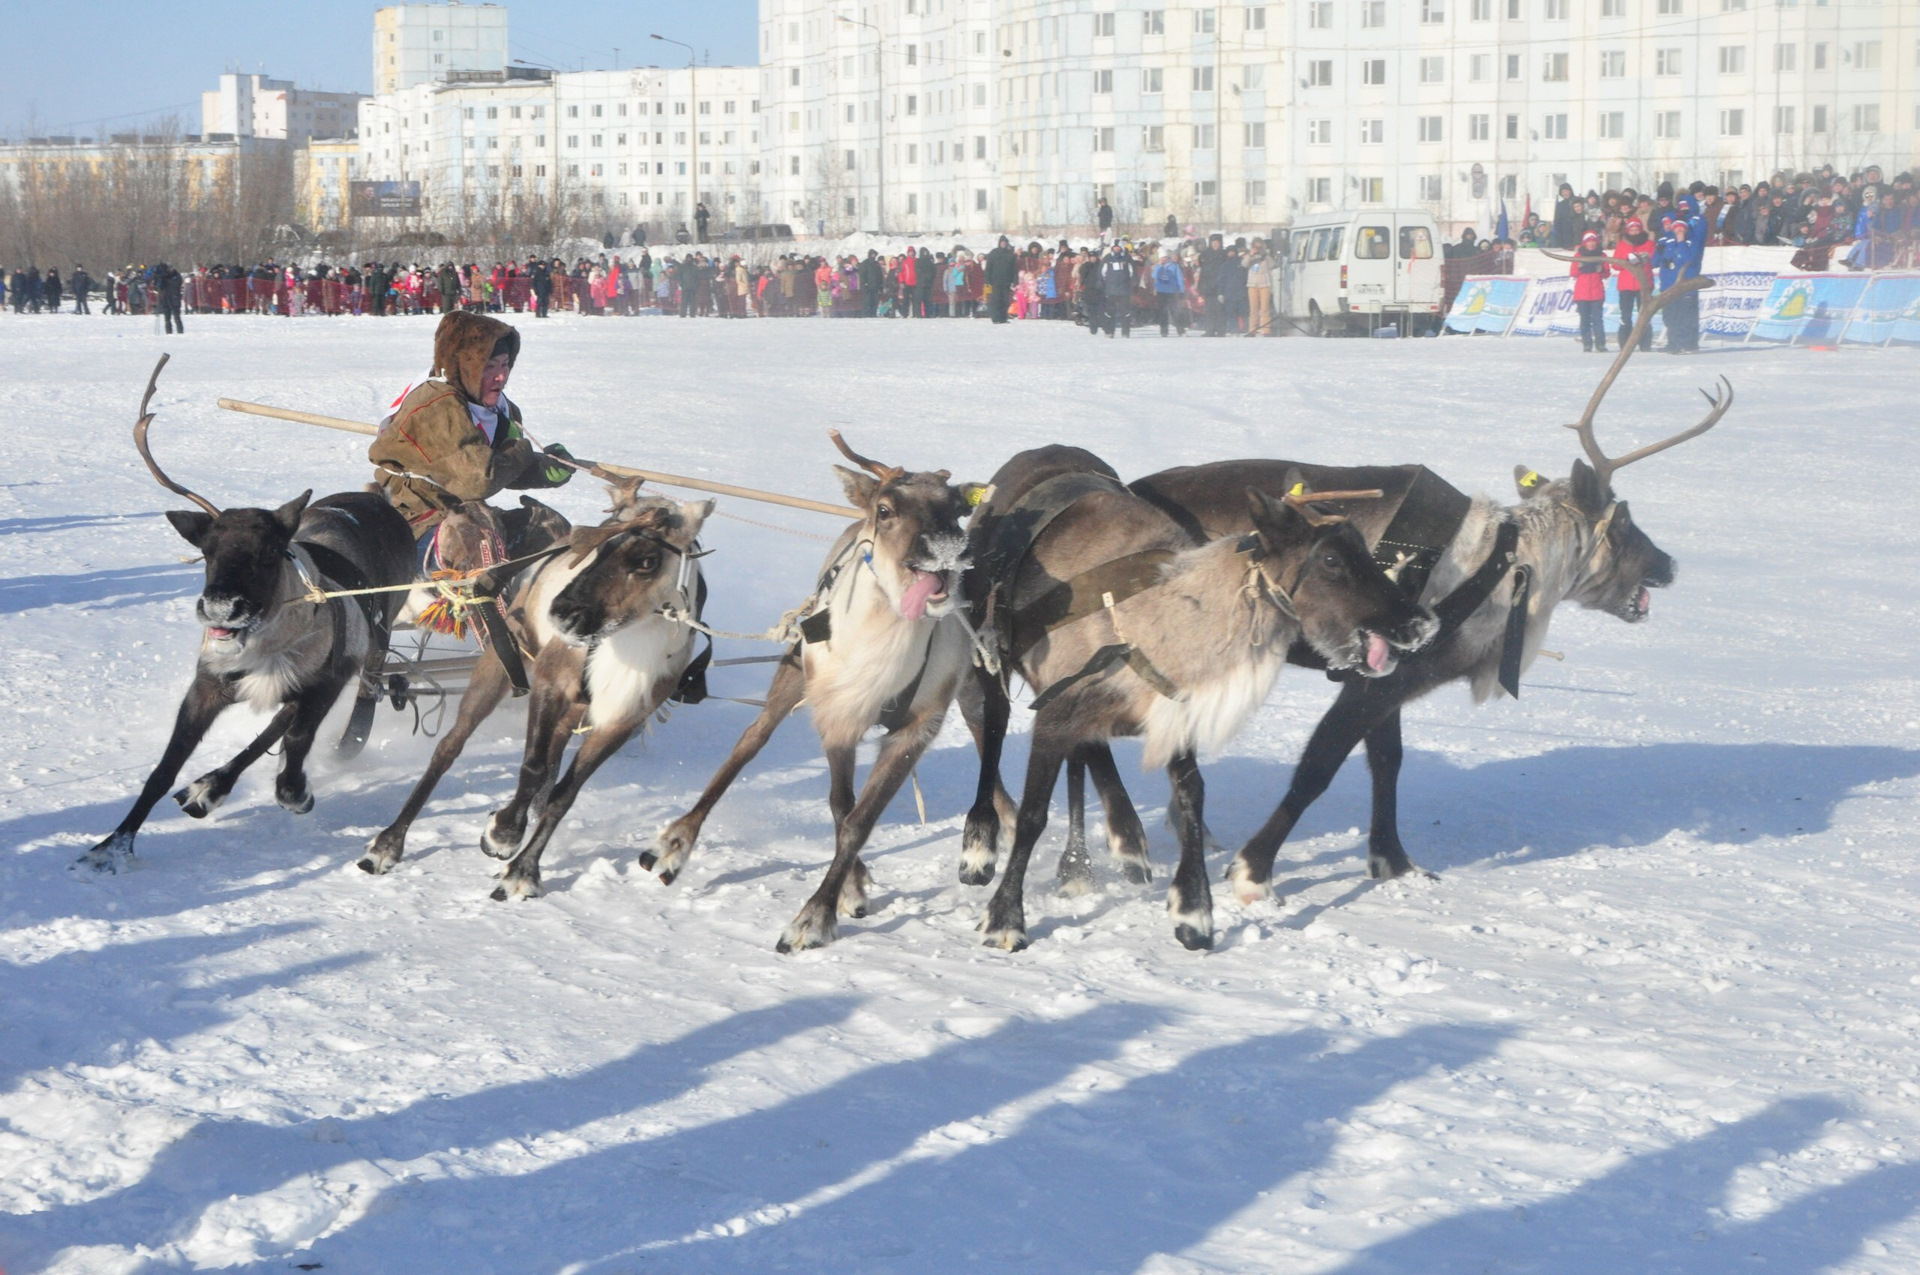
[541,441,577,485]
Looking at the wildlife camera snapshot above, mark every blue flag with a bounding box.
[1495,199,1509,243]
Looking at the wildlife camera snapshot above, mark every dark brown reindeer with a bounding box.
[649,432,988,953]
[959,446,1438,952]
[81,355,416,871]
[359,483,711,899]
[1122,276,1731,903]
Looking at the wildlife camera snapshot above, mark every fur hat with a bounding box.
[431,310,519,403]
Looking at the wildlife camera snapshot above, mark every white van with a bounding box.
[1274,209,1444,336]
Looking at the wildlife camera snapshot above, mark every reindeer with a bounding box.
[959,447,1438,952]
[80,356,416,871]
[649,432,986,953]
[359,482,709,898]
[1121,275,1731,903]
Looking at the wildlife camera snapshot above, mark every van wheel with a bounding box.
[1308,303,1329,338]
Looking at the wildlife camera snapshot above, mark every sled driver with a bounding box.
[369,310,585,689]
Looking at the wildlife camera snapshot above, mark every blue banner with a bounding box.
[1445,276,1529,334]
[1749,274,1872,344]
[1842,274,1920,346]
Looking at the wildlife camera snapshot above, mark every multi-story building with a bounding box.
[200,73,366,143]
[357,66,763,235]
[374,2,510,95]
[298,138,362,230]
[758,0,1916,236]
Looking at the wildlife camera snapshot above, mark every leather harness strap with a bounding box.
[1008,547,1177,663]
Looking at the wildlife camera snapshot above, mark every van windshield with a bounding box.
[1356,226,1391,259]
[1399,226,1434,260]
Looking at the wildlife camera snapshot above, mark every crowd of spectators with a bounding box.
[1515,164,1915,270]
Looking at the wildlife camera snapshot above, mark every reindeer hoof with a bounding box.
[980,926,1030,953]
[276,785,314,815]
[76,833,134,873]
[1173,923,1215,951]
[1120,859,1152,886]
[490,874,542,902]
[1368,852,1416,880]
[776,906,836,954]
[958,822,998,886]
[174,775,228,819]
[636,850,658,871]
[1226,856,1272,905]
[481,817,522,860]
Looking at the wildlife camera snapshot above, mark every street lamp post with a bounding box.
[650,33,697,238]
[836,14,883,234]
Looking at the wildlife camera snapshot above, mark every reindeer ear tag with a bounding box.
[1520,470,1541,488]
[1288,482,1307,498]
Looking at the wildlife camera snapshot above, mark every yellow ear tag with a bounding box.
[967,484,987,508]
[1288,482,1307,498]
[1520,470,1541,488]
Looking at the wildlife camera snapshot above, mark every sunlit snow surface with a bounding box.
[1,311,1916,1274]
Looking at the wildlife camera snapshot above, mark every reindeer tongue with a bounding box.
[1366,632,1391,673]
[899,571,944,621]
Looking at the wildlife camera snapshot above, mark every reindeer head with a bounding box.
[129,354,312,648]
[549,498,711,646]
[1520,262,1733,623]
[168,492,313,646]
[829,430,985,623]
[1246,480,1438,677]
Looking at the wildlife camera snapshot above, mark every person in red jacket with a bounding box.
[1611,217,1655,350]
[1569,230,1612,353]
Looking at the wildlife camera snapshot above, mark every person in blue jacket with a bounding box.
[1655,220,1701,353]
[1150,247,1188,336]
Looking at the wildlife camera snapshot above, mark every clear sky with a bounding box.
[0,1,759,138]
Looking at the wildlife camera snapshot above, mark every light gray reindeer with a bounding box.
[360,483,712,899]
[649,432,989,953]
[82,356,416,871]
[960,447,1439,951]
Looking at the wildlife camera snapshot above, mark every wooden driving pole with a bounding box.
[215,397,861,518]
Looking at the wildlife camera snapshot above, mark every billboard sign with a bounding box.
[349,180,422,218]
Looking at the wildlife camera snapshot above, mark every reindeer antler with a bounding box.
[1284,486,1383,527]
[1540,249,1730,489]
[827,429,906,482]
[132,354,221,517]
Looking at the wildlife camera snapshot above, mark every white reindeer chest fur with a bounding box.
[802,567,962,743]
[1138,644,1288,770]
[584,616,693,729]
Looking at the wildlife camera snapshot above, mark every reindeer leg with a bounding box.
[484,673,581,859]
[820,741,872,917]
[271,676,347,815]
[1055,748,1096,896]
[958,664,1013,886]
[174,702,298,818]
[1165,750,1214,950]
[777,703,944,954]
[80,676,230,870]
[1083,742,1152,884]
[1364,709,1424,880]
[492,717,636,901]
[649,651,806,885]
[1230,678,1401,902]
[979,718,1070,952]
[361,653,509,874]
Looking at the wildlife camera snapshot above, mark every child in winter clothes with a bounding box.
[1611,218,1655,350]
[1569,231,1612,353]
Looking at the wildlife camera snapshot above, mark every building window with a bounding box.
[1143,124,1165,151]
[1361,59,1387,85]
[1719,108,1745,136]
[1506,113,1520,139]
[1812,43,1827,70]
[1093,13,1115,37]
[1307,60,1333,86]
[1360,118,1384,144]
[1775,43,1797,72]
[1245,121,1266,147]
[1774,104,1796,133]
[1418,115,1444,142]
[1362,0,1386,26]
[1506,53,1522,80]
[1544,0,1567,17]
[1094,69,1113,93]
[1854,41,1882,70]
[1192,66,1214,91]
[1657,48,1682,75]
[1419,56,1445,83]
[590,134,601,147]
[1142,9,1165,34]
[1419,174,1443,201]
[1472,0,1492,16]
[1310,177,1331,203]
[1543,52,1568,81]
[1470,113,1491,141]
[1811,104,1828,132]
[1360,177,1384,203]
[1600,50,1625,77]
[1142,67,1163,93]
[1244,64,1265,90]
[1421,0,1445,22]
[1543,113,1568,139]
[1598,111,1624,138]
[975,188,988,211]
[1192,123,1216,148]
[1194,9,1215,32]
[1655,110,1682,138]
[1308,118,1332,144]
[592,104,603,118]
[1854,103,1880,132]
[1246,7,1266,31]
[1245,179,1266,204]
[1094,126,1115,151]
[1602,0,1625,14]
[1719,46,1745,73]
[1195,178,1217,199]
[1308,1,1333,27]
[1470,53,1491,81]
[568,105,579,118]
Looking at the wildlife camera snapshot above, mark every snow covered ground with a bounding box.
[1,310,1916,1274]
